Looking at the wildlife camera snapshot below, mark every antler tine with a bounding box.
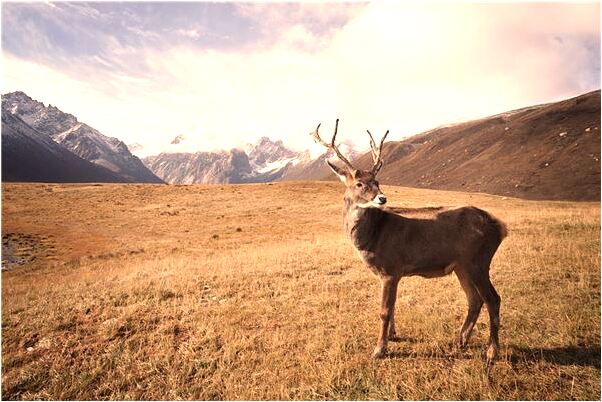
[379,130,390,151]
[370,129,390,174]
[311,123,329,147]
[366,130,379,162]
[330,118,339,148]
[311,119,354,170]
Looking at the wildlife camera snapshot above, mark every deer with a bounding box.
[312,119,507,365]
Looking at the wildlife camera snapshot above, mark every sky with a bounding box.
[2,1,600,157]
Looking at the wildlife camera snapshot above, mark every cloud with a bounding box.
[174,29,202,40]
[2,2,599,155]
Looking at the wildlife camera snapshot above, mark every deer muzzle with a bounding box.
[374,194,387,205]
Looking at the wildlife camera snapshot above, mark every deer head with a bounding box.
[311,119,389,208]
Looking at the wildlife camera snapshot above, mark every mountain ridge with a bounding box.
[1,109,130,183]
[2,91,163,183]
[141,134,361,184]
[4,90,598,200]
[340,90,601,201]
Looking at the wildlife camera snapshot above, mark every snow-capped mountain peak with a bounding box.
[2,91,163,183]
[246,136,298,169]
[140,134,363,184]
[171,134,187,145]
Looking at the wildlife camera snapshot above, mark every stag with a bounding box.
[312,119,507,365]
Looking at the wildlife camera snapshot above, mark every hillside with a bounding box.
[1,110,128,183]
[344,90,600,201]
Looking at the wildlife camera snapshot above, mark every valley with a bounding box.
[3,90,599,201]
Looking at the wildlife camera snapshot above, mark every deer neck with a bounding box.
[343,195,384,251]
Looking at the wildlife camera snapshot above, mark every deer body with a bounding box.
[312,120,507,365]
[344,202,505,279]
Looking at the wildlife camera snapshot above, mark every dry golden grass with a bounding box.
[1,181,600,400]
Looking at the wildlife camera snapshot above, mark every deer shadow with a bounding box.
[385,343,481,361]
[387,335,418,343]
[383,342,600,368]
[507,344,601,368]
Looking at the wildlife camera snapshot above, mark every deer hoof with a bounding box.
[371,347,386,359]
[454,335,468,349]
[486,344,498,366]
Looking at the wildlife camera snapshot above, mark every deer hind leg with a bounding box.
[471,273,501,366]
[372,276,399,359]
[454,265,483,348]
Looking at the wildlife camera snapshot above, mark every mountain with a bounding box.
[143,149,255,184]
[278,141,361,181]
[245,136,298,168]
[277,151,328,181]
[126,142,144,155]
[142,134,364,184]
[343,90,600,201]
[2,91,163,183]
[1,109,128,183]
[143,137,304,184]
[171,134,186,145]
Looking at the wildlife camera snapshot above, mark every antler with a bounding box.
[366,129,389,174]
[311,119,354,170]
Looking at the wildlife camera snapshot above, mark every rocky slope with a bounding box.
[143,149,256,184]
[1,110,128,183]
[246,137,297,169]
[2,91,163,183]
[278,141,361,182]
[143,136,317,184]
[342,90,600,201]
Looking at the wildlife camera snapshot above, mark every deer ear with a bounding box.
[326,160,350,183]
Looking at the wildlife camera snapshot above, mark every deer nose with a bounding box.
[377,195,387,204]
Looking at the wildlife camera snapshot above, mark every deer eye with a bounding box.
[356,183,363,188]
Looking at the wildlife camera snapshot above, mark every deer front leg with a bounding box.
[388,283,399,340]
[372,276,399,359]
[388,310,397,340]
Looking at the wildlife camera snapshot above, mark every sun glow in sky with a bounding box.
[2,2,600,156]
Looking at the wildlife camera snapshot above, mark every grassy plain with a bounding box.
[1,181,600,400]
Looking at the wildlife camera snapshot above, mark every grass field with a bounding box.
[1,181,600,400]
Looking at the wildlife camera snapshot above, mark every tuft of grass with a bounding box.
[1,182,600,400]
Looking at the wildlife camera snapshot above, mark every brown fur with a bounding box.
[313,121,507,364]
[337,169,507,363]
